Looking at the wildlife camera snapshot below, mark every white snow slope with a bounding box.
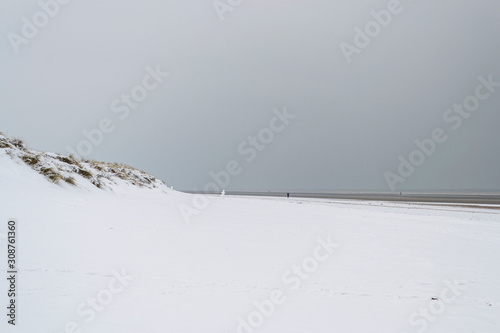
[1,149,500,333]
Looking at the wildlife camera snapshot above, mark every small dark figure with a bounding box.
[287,193,290,198]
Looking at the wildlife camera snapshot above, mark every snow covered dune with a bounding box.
[1,144,499,332]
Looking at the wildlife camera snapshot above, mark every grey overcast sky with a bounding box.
[1,0,499,192]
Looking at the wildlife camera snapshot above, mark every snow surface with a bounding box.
[1,150,500,333]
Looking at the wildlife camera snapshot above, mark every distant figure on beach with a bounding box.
[287,193,290,198]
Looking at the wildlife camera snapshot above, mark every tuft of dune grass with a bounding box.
[21,154,40,167]
[77,168,93,179]
[40,167,62,184]
[64,176,76,186]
